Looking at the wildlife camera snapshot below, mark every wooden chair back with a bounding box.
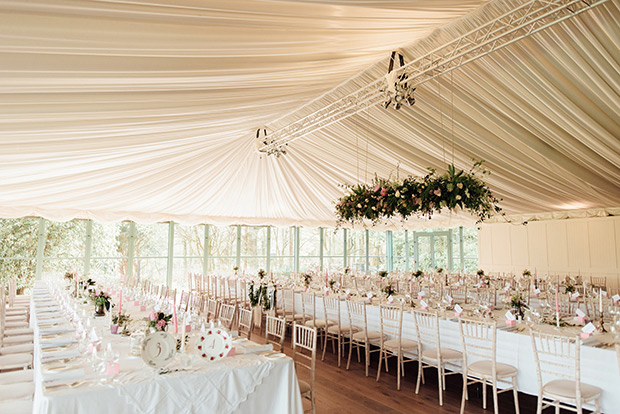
[265,315,286,352]
[238,307,253,340]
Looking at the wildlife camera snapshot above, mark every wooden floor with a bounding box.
[252,329,592,414]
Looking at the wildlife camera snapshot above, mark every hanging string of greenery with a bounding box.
[335,161,502,225]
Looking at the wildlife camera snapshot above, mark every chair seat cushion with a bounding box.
[298,379,311,395]
[0,369,34,385]
[468,360,517,378]
[385,338,418,350]
[0,381,34,400]
[352,330,383,341]
[422,347,462,361]
[304,319,334,328]
[543,379,602,400]
[327,325,358,334]
[0,399,33,414]
[0,343,34,356]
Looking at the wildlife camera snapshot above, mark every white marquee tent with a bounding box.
[0,0,619,229]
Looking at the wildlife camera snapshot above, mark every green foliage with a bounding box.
[381,283,395,297]
[248,281,272,310]
[335,161,502,225]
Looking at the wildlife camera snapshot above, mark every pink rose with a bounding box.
[373,185,381,193]
[156,319,166,330]
[149,311,157,321]
[380,188,388,197]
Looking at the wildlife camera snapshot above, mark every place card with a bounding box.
[601,290,607,298]
[446,294,453,304]
[419,299,429,310]
[576,308,586,324]
[454,304,463,316]
[505,310,516,321]
[612,294,620,304]
[571,292,580,298]
[581,322,596,338]
[387,295,394,304]
[417,291,425,301]
[533,288,541,295]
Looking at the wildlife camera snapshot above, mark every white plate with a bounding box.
[264,353,286,359]
[196,328,232,361]
[141,331,176,368]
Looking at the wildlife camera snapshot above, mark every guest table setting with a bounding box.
[29,278,303,414]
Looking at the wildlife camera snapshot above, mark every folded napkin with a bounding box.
[40,326,74,336]
[234,342,273,355]
[41,349,81,363]
[38,317,66,327]
[41,334,75,349]
[42,368,86,387]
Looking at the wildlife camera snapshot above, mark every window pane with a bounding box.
[323,228,344,256]
[91,222,128,280]
[271,227,294,258]
[43,220,86,276]
[299,228,320,257]
[368,230,385,272]
[240,226,266,257]
[0,218,39,289]
[174,224,204,258]
[208,225,237,258]
[393,230,407,271]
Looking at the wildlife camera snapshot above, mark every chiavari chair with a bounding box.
[218,303,236,331]
[265,315,286,352]
[459,317,519,414]
[376,304,418,391]
[322,296,356,367]
[530,330,601,414]
[413,310,462,406]
[346,301,383,377]
[237,307,253,340]
[293,323,317,414]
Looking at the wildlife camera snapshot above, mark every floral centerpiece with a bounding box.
[522,269,531,278]
[112,313,131,334]
[562,276,576,294]
[249,269,273,313]
[508,291,528,319]
[302,273,312,289]
[328,279,338,293]
[90,289,111,315]
[436,268,444,274]
[477,269,485,277]
[344,267,351,274]
[335,161,503,226]
[233,265,239,275]
[412,270,423,279]
[64,271,75,281]
[378,270,388,278]
[381,283,396,297]
[147,311,172,332]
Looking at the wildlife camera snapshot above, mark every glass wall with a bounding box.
[1,217,479,289]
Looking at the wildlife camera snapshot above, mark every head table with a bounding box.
[30,281,303,414]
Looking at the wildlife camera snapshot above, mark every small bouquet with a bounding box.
[64,271,75,281]
[148,311,172,332]
[381,283,396,297]
[90,290,111,311]
[436,268,444,274]
[522,269,532,277]
[302,273,312,288]
[344,267,351,274]
[257,269,266,280]
[477,269,485,277]
[378,270,388,278]
[112,313,131,327]
[561,276,576,294]
[328,279,337,293]
[412,270,423,279]
[508,291,528,319]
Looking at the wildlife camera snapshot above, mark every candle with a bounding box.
[180,313,187,352]
[118,289,122,316]
[173,296,178,334]
[555,289,560,328]
[599,288,603,313]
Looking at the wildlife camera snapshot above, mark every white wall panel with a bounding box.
[479,216,620,289]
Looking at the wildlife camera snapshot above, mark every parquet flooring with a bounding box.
[251,329,593,414]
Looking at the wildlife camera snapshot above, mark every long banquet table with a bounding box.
[295,292,620,413]
[30,283,303,414]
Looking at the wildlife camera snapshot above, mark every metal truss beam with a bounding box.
[257,0,609,155]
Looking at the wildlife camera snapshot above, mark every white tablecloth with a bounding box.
[31,285,303,414]
[296,293,620,413]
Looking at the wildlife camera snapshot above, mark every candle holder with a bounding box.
[597,311,607,333]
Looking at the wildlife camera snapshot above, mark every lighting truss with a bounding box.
[257,0,609,155]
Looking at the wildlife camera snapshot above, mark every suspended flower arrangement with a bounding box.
[335,161,502,225]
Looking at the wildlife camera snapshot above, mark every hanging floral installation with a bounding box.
[335,161,502,225]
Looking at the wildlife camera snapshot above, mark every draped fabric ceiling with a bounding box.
[0,0,619,229]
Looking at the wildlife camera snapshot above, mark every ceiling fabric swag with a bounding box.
[0,0,617,228]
